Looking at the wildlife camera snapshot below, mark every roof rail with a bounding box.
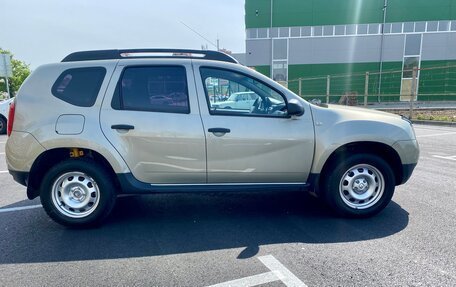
[61,49,239,64]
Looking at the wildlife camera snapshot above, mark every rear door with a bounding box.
[100,59,206,184]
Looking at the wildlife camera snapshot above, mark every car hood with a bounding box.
[324,104,402,120]
[309,103,415,143]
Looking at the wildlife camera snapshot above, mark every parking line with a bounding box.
[208,271,278,287]
[259,255,307,287]
[0,171,8,174]
[0,204,42,213]
[0,152,5,155]
[417,132,456,138]
[433,155,456,161]
[207,255,307,287]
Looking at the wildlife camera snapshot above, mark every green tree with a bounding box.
[0,48,31,97]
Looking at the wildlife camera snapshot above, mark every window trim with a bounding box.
[51,66,106,107]
[112,65,191,114]
[199,66,291,119]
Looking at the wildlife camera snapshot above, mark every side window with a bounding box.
[200,67,287,117]
[112,66,190,114]
[52,67,106,107]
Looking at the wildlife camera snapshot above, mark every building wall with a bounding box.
[246,0,456,28]
[245,0,456,101]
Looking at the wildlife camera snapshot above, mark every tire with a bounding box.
[40,159,117,227]
[322,153,395,218]
[0,117,6,134]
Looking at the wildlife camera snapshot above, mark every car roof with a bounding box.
[62,49,239,64]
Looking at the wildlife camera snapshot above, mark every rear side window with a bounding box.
[52,67,106,107]
[112,66,190,114]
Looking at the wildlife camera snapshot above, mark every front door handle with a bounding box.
[111,124,135,130]
[208,128,231,134]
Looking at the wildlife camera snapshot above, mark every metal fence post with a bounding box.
[326,75,330,103]
[364,72,369,107]
[298,78,302,97]
[409,66,418,119]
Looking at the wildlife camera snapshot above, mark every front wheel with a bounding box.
[322,153,395,217]
[40,159,117,227]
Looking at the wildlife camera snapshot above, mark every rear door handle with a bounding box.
[208,128,230,134]
[111,124,135,130]
[208,128,230,138]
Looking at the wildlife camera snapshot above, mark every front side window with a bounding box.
[200,67,287,117]
[112,66,189,114]
[52,67,106,107]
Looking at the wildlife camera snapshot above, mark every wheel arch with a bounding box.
[316,141,403,194]
[27,147,120,199]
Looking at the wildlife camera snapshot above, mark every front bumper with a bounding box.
[400,163,417,185]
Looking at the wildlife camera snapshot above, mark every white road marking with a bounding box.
[259,255,307,287]
[0,141,6,144]
[0,170,8,174]
[0,152,5,155]
[207,255,307,287]
[208,271,278,287]
[417,132,456,138]
[0,204,42,213]
[432,155,456,161]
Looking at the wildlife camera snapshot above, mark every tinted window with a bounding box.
[200,67,287,117]
[301,26,311,36]
[405,34,422,56]
[403,22,414,33]
[113,66,189,114]
[357,24,368,34]
[345,25,356,35]
[415,22,426,32]
[391,23,402,33]
[313,26,322,36]
[427,21,438,32]
[290,27,300,37]
[52,67,106,107]
[335,25,345,35]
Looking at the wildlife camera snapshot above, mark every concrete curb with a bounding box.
[412,120,456,127]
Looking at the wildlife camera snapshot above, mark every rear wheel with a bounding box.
[322,153,395,217]
[0,117,6,134]
[40,159,117,227]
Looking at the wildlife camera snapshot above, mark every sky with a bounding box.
[0,0,246,69]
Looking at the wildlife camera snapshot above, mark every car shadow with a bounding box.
[0,190,409,264]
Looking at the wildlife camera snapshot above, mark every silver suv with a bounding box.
[5,49,419,227]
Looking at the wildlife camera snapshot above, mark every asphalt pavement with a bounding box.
[0,124,455,286]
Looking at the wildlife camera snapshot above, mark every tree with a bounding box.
[0,48,31,97]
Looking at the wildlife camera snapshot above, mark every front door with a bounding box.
[194,65,315,183]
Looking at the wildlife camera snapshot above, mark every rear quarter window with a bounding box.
[51,67,106,107]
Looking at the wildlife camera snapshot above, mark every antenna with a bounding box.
[180,21,218,50]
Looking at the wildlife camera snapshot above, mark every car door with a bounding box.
[100,59,206,184]
[193,63,315,183]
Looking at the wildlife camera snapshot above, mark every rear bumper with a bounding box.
[9,170,40,200]
[9,170,29,187]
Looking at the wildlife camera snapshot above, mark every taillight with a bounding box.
[7,100,15,136]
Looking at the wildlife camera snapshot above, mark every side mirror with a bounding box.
[287,99,305,116]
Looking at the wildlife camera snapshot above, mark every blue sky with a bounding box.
[0,0,245,69]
